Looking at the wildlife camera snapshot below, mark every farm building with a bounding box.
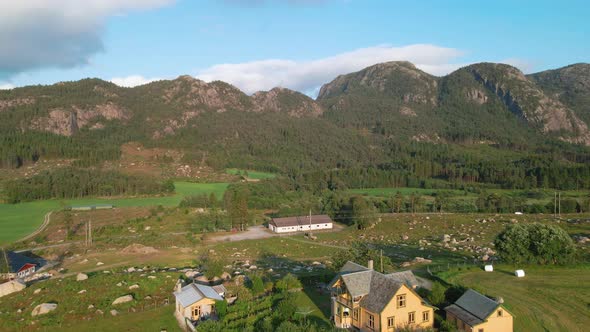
[329,260,435,331]
[268,214,333,233]
[445,289,513,332]
[0,250,43,280]
[69,204,114,211]
[173,280,226,330]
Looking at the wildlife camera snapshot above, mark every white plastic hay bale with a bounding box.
[484,265,494,272]
[515,269,525,278]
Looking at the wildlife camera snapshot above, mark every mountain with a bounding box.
[317,61,590,145]
[2,62,590,190]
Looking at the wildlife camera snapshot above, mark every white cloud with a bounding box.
[196,44,464,95]
[0,83,15,90]
[110,75,161,87]
[0,0,175,80]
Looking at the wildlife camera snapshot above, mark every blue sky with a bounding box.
[0,0,588,95]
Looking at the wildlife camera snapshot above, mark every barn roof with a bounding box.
[174,283,224,308]
[270,214,333,228]
[445,289,501,326]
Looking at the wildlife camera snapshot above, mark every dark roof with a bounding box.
[270,214,333,228]
[359,272,403,313]
[4,251,40,273]
[445,289,500,326]
[386,270,420,288]
[445,304,484,326]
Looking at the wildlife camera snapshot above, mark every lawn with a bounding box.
[226,168,276,180]
[439,265,590,332]
[0,182,229,245]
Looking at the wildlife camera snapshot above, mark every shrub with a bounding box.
[494,223,576,264]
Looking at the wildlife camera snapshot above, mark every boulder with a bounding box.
[31,303,57,316]
[112,295,133,305]
[0,279,27,297]
[76,273,88,281]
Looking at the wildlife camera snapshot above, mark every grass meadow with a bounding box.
[439,264,590,332]
[0,182,229,245]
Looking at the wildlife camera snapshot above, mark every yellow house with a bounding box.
[445,289,513,332]
[329,261,435,331]
[173,281,226,327]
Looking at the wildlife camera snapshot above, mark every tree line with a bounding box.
[3,167,174,203]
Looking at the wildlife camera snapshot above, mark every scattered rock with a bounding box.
[220,272,231,280]
[76,273,88,281]
[442,234,451,242]
[33,289,42,294]
[128,284,139,290]
[31,303,57,316]
[96,262,104,266]
[116,282,123,287]
[110,309,119,316]
[112,295,133,305]
[127,267,136,273]
[96,309,104,315]
[88,305,94,310]
[78,289,87,294]
[402,235,409,241]
[147,275,156,279]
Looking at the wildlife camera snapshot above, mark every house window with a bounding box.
[353,308,359,321]
[193,306,201,318]
[408,312,415,324]
[422,311,429,322]
[397,294,406,308]
[478,329,484,332]
[387,316,395,328]
[367,313,375,329]
[498,310,503,317]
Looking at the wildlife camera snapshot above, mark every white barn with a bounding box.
[268,215,333,233]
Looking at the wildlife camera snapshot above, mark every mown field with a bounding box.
[226,168,276,180]
[0,182,229,245]
[439,265,590,332]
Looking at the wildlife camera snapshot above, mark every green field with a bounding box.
[226,168,276,180]
[440,265,590,332]
[0,269,182,332]
[0,182,229,245]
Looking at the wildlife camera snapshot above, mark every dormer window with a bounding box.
[498,309,503,317]
[353,296,362,303]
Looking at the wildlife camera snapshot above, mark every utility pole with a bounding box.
[558,192,561,217]
[553,192,557,218]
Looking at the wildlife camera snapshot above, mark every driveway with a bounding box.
[204,225,275,243]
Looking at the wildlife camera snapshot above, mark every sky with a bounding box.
[0,0,588,96]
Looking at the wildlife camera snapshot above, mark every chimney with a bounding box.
[367,260,374,270]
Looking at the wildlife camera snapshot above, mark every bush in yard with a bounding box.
[215,300,227,319]
[428,282,447,306]
[275,273,302,293]
[494,223,576,264]
[249,275,265,295]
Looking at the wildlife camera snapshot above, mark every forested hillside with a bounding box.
[1,61,590,192]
